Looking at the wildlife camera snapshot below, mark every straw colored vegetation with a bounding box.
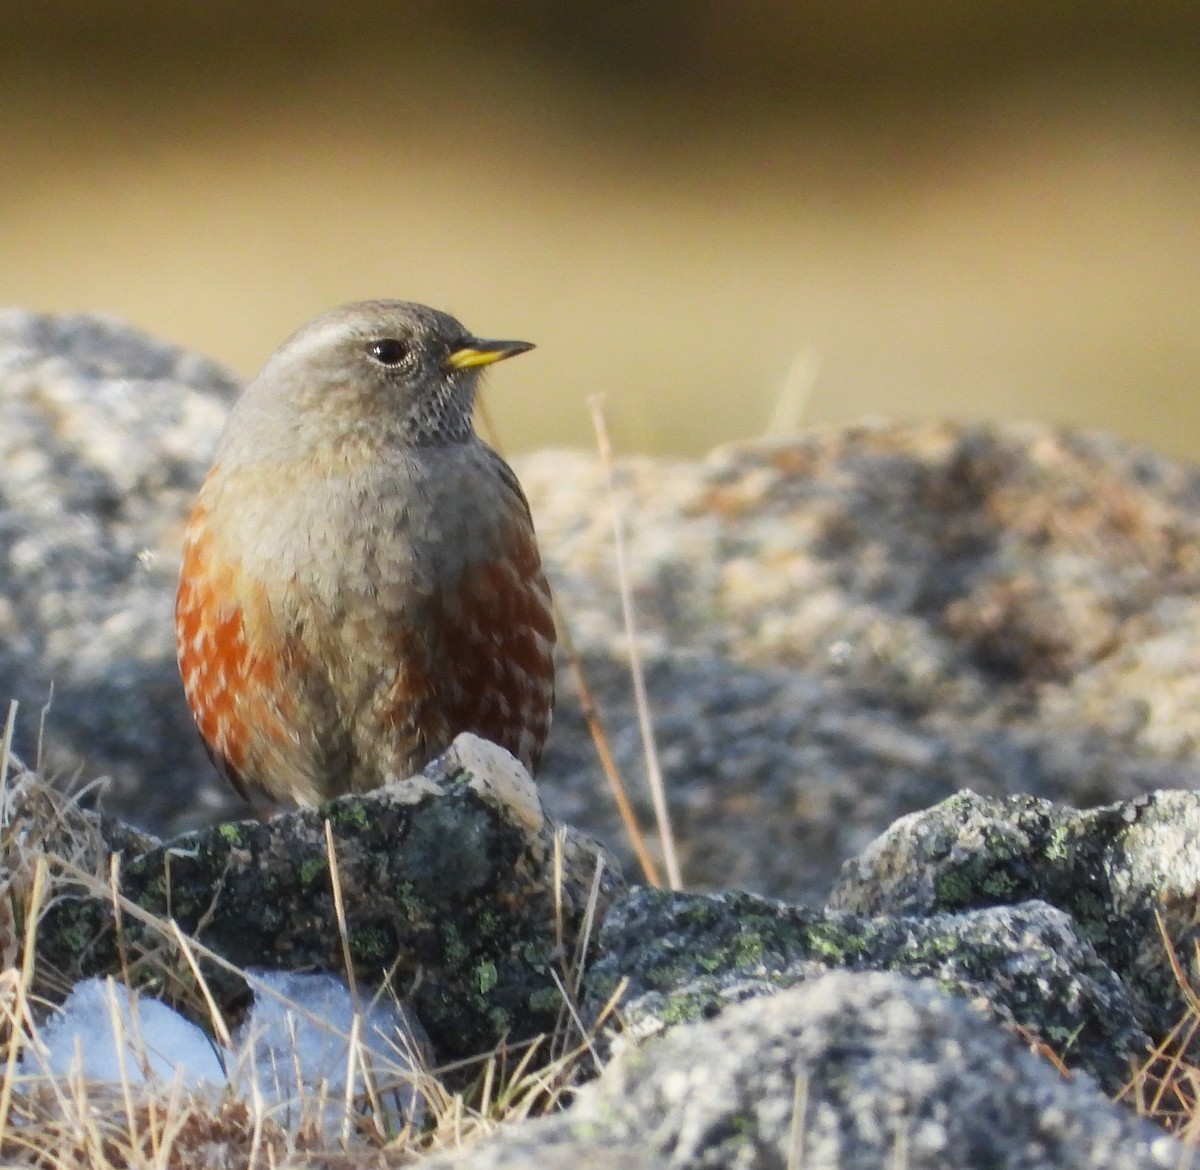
[0,729,609,1168]
[2,410,1199,1165]
[4,737,1200,1169]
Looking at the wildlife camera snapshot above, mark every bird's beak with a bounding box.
[445,339,535,371]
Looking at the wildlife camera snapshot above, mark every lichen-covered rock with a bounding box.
[584,885,1146,1093]
[829,788,1200,1041]
[33,735,624,1064]
[7,310,1200,906]
[423,972,1181,1170]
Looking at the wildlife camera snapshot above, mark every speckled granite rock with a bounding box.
[3,312,1197,1164]
[583,885,1147,1094]
[6,311,1200,904]
[422,1141,666,1170]
[579,788,1200,1095]
[421,973,1182,1170]
[524,427,1200,900]
[0,309,242,830]
[829,787,1200,1041]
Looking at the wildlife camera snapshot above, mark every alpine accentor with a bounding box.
[175,300,556,806]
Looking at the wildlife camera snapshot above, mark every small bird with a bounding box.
[175,301,556,806]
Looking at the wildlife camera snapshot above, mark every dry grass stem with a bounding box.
[1118,916,1200,1142]
[479,393,661,888]
[0,854,48,1142]
[588,395,682,890]
[552,828,565,960]
[166,921,233,1051]
[0,749,617,1166]
[570,854,606,1003]
[787,1073,808,1170]
[553,604,663,888]
[323,820,361,1016]
[35,685,53,776]
[1,700,18,825]
[764,347,820,439]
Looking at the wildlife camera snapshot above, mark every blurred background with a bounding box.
[3,2,1199,461]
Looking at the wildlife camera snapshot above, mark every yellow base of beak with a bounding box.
[446,339,535,371]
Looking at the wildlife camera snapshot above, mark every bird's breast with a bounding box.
[206,441,529,628]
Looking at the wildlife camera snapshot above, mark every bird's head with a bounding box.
[238,299,533,454]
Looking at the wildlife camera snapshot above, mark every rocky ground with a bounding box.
[5,309,1200,1166]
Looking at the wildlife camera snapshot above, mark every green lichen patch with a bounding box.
[298,856,327,888]
[31,768,624,1072]
[586,883,1149,1094]
[217,822,251,846]
[476,960,499,995]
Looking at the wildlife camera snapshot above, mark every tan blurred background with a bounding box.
[3,2,1199,460]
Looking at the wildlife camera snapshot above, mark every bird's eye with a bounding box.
[367,338,410,366]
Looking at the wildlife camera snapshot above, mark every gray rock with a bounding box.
[585,885,1147,1093]
[7,311,1200,907]
[830,787,1200,1040]
[0,309,243,830]
[524,424,1200,901]
[5,310,1192,1165]
[423,1138,667,1170]
[32,735,624,1066]
[423,972,1181,1170]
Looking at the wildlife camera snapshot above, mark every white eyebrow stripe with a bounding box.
[258,316,358,377]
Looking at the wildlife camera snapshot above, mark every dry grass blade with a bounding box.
[0,854,47,1142]
[764,347,820,439]
[340,1010,361,1147]
[3,770,613,1164]
[324,819,361,1016]
[570,854,606,1002]
[588,395,682,890]
[0,700,18,826]
[100,978,142,1152]
[1011,1022,1073,1080]
[35,685,53,776]
[166,921,233,1051]
[478,391,661,888]
[548,968,600,1069]
[552,828,565,960]
[788,1073,808,1170]
[1117,915,1200,1142]
[323,818,390,1141]
[553,602,662,888]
